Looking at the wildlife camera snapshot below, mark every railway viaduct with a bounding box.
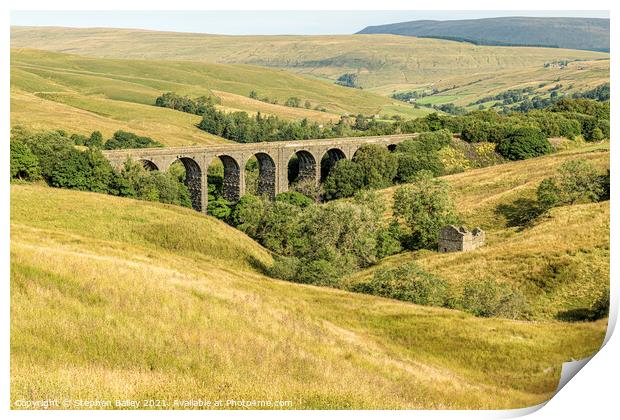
[102,134,416,214]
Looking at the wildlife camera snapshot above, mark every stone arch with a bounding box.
[287,150,318,185]
[139,159,159,171]
[218,155,242,202]
[320,148,346,181]
[248,152,277,199]
[171,156,203,212]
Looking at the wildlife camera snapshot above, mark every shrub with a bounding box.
[393,171,458,250]
[396,139,445,180]
[230,195,265,238]
[103,130,163,150]
[323,160,365,200]
[496,127,551,160]
[353,263,448,307]
[460,279,527,319]
[536,178,562,211]
[352,144,398,189]
[85,131,103,148]
[275,191,313,208]
[268,256,301,281]
[49,148,116,193]
[10,140,40,181]
[589,287,610,320]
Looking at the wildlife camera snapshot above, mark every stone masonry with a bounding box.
[438,225,485,253]
[101,134,416,213]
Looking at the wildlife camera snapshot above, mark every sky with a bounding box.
[10,10,610,35]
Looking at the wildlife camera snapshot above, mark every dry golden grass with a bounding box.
[10,184,606,409]
[10,88,228,146]
[11,27,608,91]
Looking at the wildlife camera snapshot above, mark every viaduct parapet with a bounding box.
[101,134,416,213]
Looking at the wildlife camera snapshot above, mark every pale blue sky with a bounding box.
[10,10,610,35]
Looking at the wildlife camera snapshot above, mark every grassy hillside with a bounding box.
[357,17,610,52]
[11,27,609,97]
[11,183,606,409]
[11,48,431,145]
[346,142,610,321]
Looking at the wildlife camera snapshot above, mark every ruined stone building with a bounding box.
[438,226,485,253]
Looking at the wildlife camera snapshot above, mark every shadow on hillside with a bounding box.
[494,198,543,230]
[247,255,272,276]
[556,308,599,322]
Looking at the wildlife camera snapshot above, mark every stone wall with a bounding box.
[438,225,485,253]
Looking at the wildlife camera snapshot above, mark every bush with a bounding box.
[536,159,606,213]
[460,279,527,319]
[395,136,445,180]
[393,171,458,250]
[589,287,610,320]
[353,263,448,307]
[323,160,365,200]
[85,131,103,148]
[49,148,116,193]
[103,130,163,150]
[10,140,40,181]
[496,127,551,160]
[352,144,398,189]
[230,195,265,238]
[275,191,313,208]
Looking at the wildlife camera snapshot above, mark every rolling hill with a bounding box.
[11,26,609,99]
[357,17,610,52]
[10,141,609,409]
[346,141,610,321]
[11,48,431,146]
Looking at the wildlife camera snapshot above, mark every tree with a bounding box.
[323,160,365,200]
[352,144,398,189]
[10,140,40,181]
[275,191,313,208]
[393,171,458,249]
[496,127,551,160]
[556,159,603,205]
[104,131,163,150]
[395,134,448,181]
[230,195,265,238]
[536,178,562,211]
[85,131,103,148]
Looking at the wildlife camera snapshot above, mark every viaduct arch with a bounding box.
[102,134,415,214]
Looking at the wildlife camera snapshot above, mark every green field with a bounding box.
[10,141,609,409]
[11,26,609,96]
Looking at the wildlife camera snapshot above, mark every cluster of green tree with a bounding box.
[418,102,467,115]
[248,91,319,111]
[471,87,537,106]
[102,130,164,150]
[10,127,190,207]
[391,89,436,102]
[335,73,360,88]
[228,169,456,287]
[155,92,220,114]
[572,83,610,102]
[197,105,406,142]
[441,99,608,145]
[323,132,450,200]
[352,264,527,319]
[51,129,163,150]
